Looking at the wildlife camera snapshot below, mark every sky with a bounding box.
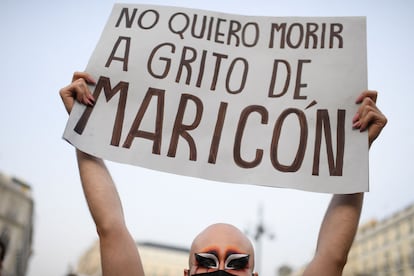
[0,0,413,275]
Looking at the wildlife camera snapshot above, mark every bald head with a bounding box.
[186,223,256,275]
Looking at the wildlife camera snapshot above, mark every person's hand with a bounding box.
[59,71,96,114]
[353,90,387,147]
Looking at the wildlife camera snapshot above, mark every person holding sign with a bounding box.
[60,71,386,276]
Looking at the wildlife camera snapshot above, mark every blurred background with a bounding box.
[0,0,413,275]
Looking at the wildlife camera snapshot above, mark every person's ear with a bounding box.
[184,268,190,276]
[253,272,258,276]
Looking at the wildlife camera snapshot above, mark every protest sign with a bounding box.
[63,3,368,193]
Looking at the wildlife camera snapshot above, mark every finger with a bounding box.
[356,96,378,123]
[352,111,360,124]
[354,90,387,147]
[59,86,75,114]
[355,90,377,104]
[353,91,377,125]
[366,112,387,146]
[353,93,380,130]
[72,71,96,84]
[60,79,94,114]
[356,103,387,147]
[82,93,95,106]
[359,108,378,131]
[72,78,95,104]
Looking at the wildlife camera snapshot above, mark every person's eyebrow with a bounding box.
[225,253,249,260]
[225,249,240,259]
[199,246,219,257]
[199,246,248,259]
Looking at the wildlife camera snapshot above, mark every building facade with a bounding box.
[0,172,34,276]
[291,203,414,276]
[344,203,414,276]
[73,240,189,276]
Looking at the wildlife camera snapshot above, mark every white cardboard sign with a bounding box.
[64,4,368,193]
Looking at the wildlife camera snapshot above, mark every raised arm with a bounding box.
[304,90,387,276]
[60,72,145,276]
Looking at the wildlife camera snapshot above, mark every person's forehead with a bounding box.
[192,229,253,257]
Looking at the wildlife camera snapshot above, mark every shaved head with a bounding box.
[186,223,257,275]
